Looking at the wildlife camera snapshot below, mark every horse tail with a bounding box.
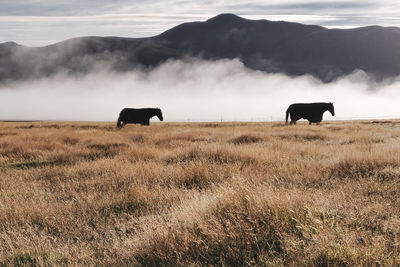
[116,116,123,128]
[285,108,290,124]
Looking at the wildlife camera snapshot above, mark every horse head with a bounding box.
[328,102,335,116]
[156,108,163,121]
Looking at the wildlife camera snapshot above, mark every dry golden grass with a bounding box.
[0,120,399,266]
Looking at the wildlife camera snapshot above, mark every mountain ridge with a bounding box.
[1,13,400,83]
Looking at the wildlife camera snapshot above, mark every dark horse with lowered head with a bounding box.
[286,102,334,125]
[117,108,163,128]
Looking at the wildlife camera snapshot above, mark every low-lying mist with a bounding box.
[1,58,400,122]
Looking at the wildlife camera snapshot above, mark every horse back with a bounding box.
[288,103,327,120]
[289,103,326,113]
[119,108,152,122]
[122,108,159,121]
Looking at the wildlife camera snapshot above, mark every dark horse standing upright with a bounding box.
[117,108,163,128]
[286,102,335,125]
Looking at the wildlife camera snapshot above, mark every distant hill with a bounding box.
[1,13,400,82]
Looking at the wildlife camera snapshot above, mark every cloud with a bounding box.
[226,1,377,15]
[0,0,394,16]
[0,0,201,16]
[1,59,400,122]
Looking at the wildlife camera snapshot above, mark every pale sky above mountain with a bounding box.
[1,0,400,46]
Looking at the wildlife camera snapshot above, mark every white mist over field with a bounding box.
[1,59,400,122]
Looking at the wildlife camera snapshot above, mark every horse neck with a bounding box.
[324,105,334,116]
[322,104,330,112]
[152,109,160,118]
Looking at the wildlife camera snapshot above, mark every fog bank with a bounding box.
[1,59,400,122]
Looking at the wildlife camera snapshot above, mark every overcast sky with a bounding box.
[1,0,400,46]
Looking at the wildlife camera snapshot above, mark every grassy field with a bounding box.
[0,120,399,266]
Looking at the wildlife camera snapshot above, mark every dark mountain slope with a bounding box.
[1,13,400,83]
[156,13,324,60]
[274,26,400,80]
